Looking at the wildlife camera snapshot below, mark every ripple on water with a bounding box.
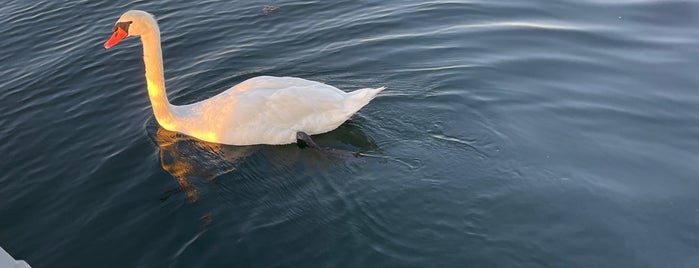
[3,0,699,267]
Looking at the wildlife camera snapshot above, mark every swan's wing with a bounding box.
[234,76,348,132]
[185,76,380,145]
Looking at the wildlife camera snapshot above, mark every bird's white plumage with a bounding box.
[174,76,384,145]
[106,10,384,145]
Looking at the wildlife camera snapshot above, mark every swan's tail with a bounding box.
[345,86,385,114]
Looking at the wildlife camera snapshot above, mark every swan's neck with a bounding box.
[140,22,177,130]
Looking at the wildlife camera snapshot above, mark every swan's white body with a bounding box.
[105,10,384,145]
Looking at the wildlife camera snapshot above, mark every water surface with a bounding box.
[1,0,699,267]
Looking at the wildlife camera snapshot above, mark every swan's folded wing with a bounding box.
[213,76,371,144]
[246,80,347,134]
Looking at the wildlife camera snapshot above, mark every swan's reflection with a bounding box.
[147,119,379,203]
[153,126,256,202]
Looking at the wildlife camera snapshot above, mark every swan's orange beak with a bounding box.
[104,27,128,49]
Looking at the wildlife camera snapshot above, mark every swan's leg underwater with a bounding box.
[296,132,360,158]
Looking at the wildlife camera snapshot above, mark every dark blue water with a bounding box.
[2,1,699,267]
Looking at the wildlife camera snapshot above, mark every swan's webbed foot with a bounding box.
[296,131,360,157]
[296,131,319,149]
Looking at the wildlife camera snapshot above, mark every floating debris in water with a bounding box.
[262,5,280,15]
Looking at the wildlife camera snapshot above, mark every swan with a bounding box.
[104,10,384,146]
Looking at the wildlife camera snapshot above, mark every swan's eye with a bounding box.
[113,21,133,33]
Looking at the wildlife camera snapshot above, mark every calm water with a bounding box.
[2,0,699,267]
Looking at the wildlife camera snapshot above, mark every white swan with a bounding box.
[104,10,384,145]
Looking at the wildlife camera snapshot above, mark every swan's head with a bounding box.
[104,10,157,49]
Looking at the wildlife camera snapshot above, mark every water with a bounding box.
[2,0,699,267]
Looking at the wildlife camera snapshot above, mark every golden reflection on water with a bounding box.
[150,120,378,203]
[154,127,255,203]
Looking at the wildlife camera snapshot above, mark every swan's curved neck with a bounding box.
[139,20,177,130]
